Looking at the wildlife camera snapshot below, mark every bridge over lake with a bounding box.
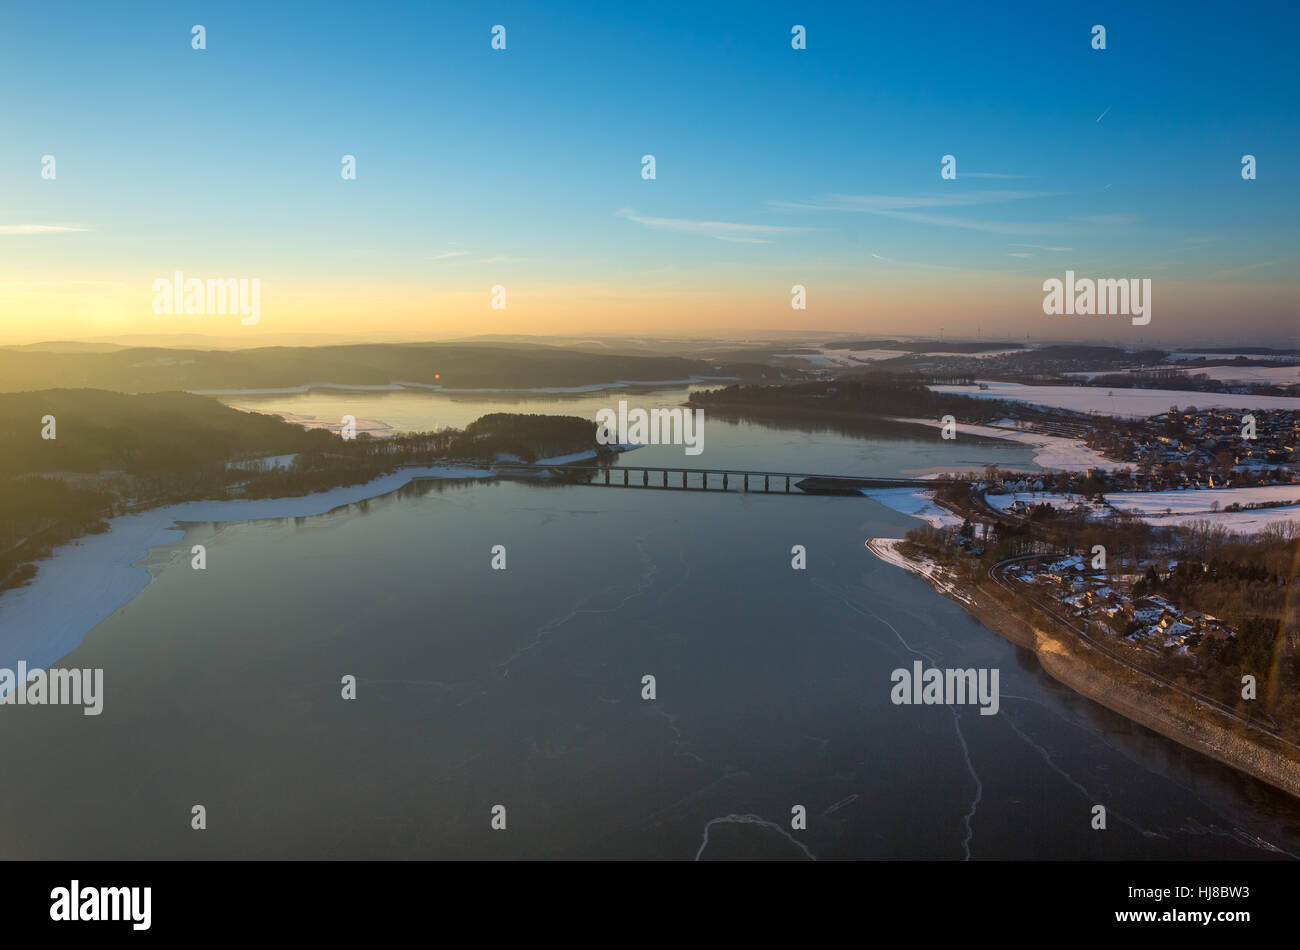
[408,461,954,495]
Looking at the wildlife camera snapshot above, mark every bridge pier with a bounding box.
[412,461,949,495]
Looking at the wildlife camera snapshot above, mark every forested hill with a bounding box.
[688,379,1027,423]
[0,389,325,477]
[0,343,778,394]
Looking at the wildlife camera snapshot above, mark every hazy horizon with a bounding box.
[3,328,1300,352]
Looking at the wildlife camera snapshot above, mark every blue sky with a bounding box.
[1,0,1296,342]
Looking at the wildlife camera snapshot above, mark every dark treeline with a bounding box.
[0,342,780,394]
[821,339,1026,354]
[1142,526,1300,727]
[449,413,607,463]
[0,389,331,591]
[0,389,326,477]
[688,379,1022,424]
[849,345,1167,378]
[0,478,116,592]
[1085,370,1300,398]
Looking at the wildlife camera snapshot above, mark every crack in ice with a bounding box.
[695,813,817,861]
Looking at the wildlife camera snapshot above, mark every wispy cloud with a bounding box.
[1205,260,1276,279]
[771,191,1061,235]
[1096,105,1111,123]
[871,210,1058,234]
[1009,242,1072,252]
[771,191,1055,213]
[617,207,810,243]
[1008,252,1033,258]
[867,251,991,273]
[0,224,91,235]
[429,250,469,260]
[1076,213,1138,226]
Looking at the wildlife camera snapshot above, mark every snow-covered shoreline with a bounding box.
[190,376,736,397]
[890,416,1113,472]
[0,464,494,675]
[864,538,973,605]
[0,438,641,675]
[861,487,964,528]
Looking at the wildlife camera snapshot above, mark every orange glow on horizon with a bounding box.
[0,277,1295,345]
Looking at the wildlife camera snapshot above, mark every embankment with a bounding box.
[868,539,1300,800]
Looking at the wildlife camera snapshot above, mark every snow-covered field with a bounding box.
[1106,485,1300,516]
[1166,364,1300,385]
[929,381,1300,418]
[986,491,1092,512]
[0,464,494,676]
[789,348,910,365]
[1104,499,1300,534]
[983,485,1300,535]
[1146,507,1300,533]
[906,347,1025,358]
[861,487,964,528]
[892,416,1113,471]
[1066,365,1300,386]
[791,346,1024,367]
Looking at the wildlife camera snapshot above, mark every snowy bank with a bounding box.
[891,416,1113,472]
[861,487,964,528]
[864,539,973,605]
[0,465,493,675]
